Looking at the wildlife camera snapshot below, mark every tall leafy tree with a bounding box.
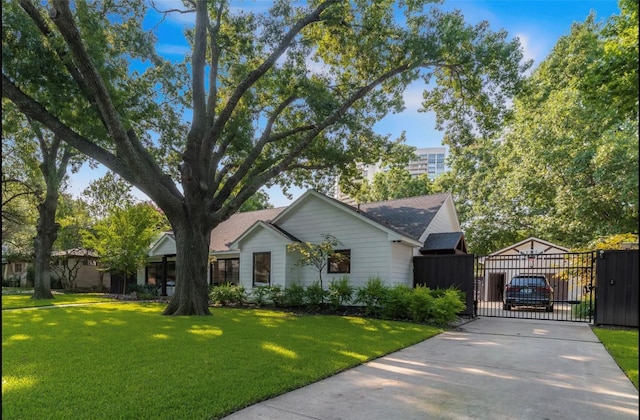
[3,0,529,315]
[442,1,638,253]
[82,203,167,294]
[3,102,82,299]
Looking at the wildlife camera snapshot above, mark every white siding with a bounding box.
[150,236,177,257]
[278,196,393,289]
[419,196,460,245]
[390,241,414,286]
[237,227,288,289]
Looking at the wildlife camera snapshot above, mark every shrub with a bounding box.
[128,283,160,299]
[209,283,247,305]
[355,277,388,316]
[250,286,270,307]
[431,288,466,325]
[267,285,285,307]
[327,276,354,309]
[305,281,328,307]
[572,296,595,318]
[284,281,306,307]
[381,284,412,320]
[409,286,435,323]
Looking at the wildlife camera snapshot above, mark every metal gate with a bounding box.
[475,252,596,322]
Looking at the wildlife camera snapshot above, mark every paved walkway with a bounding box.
[223,317,639,419]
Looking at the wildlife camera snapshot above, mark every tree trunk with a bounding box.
[32,191,58,300]
[162,214,212,316]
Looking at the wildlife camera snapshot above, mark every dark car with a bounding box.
[503,275,553,312]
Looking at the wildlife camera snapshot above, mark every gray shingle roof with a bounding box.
[357,193,450,240]
[421,232,465,253]
[209,207,286,252]
[209,191,451,252]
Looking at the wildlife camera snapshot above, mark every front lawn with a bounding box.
[592,327,639,389]
[2,291,116,310]
[2,302,441,419]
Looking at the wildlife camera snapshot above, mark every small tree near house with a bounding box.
[287,234,347,289]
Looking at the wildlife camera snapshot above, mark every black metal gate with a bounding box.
[474,252,596,322]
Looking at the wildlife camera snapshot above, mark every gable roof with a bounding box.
[271,190,450,243]
[209,207,285,252]
[230,221,301,249]
[148,232,176,257]
[488,237,569,256]
[420,232,467,254]
[357,193,450,241]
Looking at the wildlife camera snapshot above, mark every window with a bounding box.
[14,263,23,273]
[145,261,176,285]
[253,252,271,286]
[328,250,351,274]
[210,259,239,286]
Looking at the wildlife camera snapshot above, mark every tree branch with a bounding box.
[206,0,340,171]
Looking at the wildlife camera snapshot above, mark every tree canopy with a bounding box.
[439,1,638,254]
[3,0,529,314]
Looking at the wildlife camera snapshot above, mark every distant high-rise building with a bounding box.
[334,146,448,203]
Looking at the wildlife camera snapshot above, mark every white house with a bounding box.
[138,189,462,294]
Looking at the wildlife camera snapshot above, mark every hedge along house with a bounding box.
[138,190,462,295]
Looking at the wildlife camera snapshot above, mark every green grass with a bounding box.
[592,327,639,389]
[2,302,441,419]
[2,292,116,310]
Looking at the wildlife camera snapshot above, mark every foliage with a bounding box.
[572,296,595,318]
[266,285,286,307]
[351,167,435,204]
[1,303,440,419]
[355,277,389,316]
[81,203,165,293]
[430,288,467,325]
[81,171,137,220]
[238,190,274,213]
[128,283,161,299]
[592,326,639,389]
[209,283,247,306]
[408,285,436,323]
[288,234,345,288]
[249,286,270,307]
[380,284,413,320]
[439,3,638,254]
[327,276,355,309]
[585,233,639,251]
[2,0,529,315]
[305,281,329,307]
[283,281,306,307]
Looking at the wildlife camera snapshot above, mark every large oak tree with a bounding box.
[3,0,529,315]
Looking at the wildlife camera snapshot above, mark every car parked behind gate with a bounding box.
[503,275,554,312]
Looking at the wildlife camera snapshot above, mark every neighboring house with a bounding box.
[138,189,463,295]
[478,237,571,302]
[51,248,109,291]
[2,259,32,287]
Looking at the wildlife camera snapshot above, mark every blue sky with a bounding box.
[67,0,621,207]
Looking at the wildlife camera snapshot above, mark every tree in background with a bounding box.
[238,190,274,213]
[81,171,136,220]
[354,168,434,204]
[441,1,638,254]
[82,203,167,295]
[2,102,84,299]
[3,1,529,314]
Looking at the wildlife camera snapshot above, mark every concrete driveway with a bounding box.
[223,317,638,419]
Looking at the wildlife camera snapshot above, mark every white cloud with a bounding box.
[514,32,544,71]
